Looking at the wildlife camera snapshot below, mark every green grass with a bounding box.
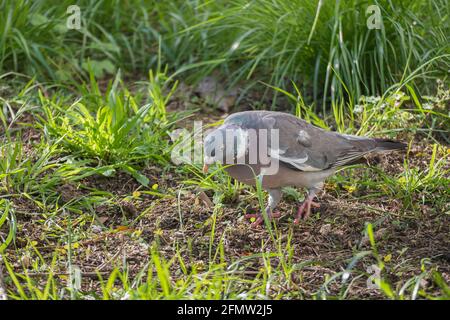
[35,67,183,186]
[1,1,448,104]
[1,69,449,300]
[0,0,225,82]
[2,221,449,300]
[181,0,450,106]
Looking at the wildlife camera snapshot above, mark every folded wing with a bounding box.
[260,113,377,172]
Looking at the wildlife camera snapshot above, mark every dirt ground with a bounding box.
[4,124,449,299]
[1,83,449,299]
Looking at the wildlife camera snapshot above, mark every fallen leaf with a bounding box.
[98,216,109,224]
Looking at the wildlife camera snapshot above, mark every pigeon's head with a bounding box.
[203,124,248,173]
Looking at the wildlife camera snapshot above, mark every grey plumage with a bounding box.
[203,110,406,225]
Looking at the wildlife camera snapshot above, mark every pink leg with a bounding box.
[245,211,281,228]
[246,189,282,227]
[294,196,320,224]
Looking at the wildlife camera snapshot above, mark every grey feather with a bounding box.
[205,110,405,223]
[224,111,404,172]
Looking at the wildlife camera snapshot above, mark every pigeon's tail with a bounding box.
[373,138,407,152]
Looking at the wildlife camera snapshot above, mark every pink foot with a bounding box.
[245,211,281,228]
[294,199,320,224]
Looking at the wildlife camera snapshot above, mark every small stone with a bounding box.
[319,224,332,235]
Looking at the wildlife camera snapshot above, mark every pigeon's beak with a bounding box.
[202,164,209,174]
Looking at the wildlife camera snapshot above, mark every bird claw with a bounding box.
[245,211,281,227]
[294,199,320,224]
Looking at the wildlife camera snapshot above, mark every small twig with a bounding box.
[96,237,127,272]
[197,190,214,208]
[0,255,7,300]
[177,186,184,230]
